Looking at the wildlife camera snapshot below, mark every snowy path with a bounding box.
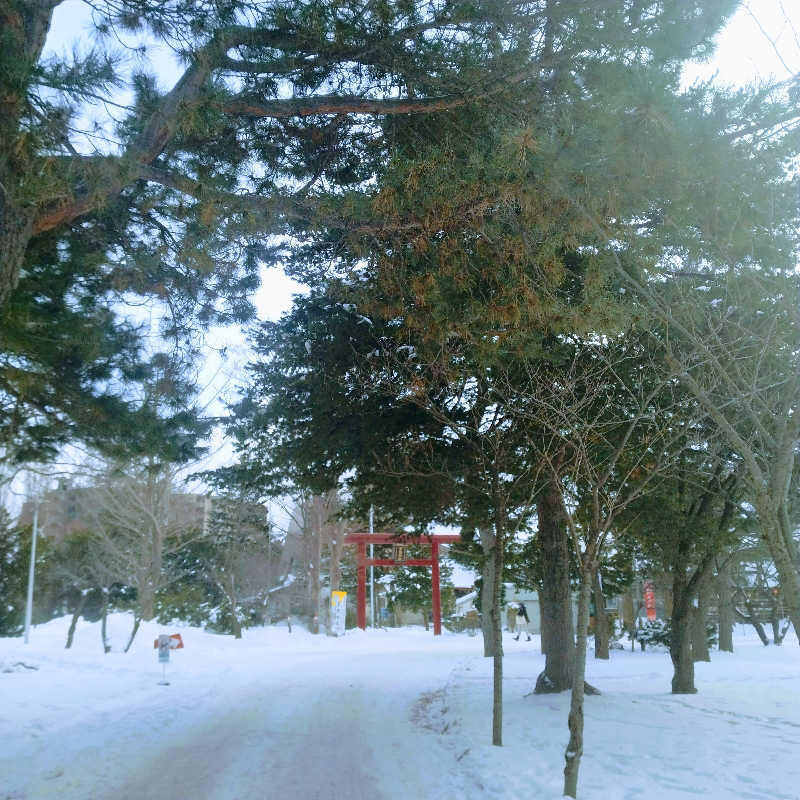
[1,623,477,800]
[2,616,799,800]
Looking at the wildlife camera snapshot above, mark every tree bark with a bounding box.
[592,570,610,660]
[691,581,711,663]
[309,522,321,634]
[535,482,574,693]
[226,575,242,639]
[100,589,111,653]
[563,571,592,798]
[538,589,548,654]
[479,527,497,658]
[490,520,505,747]
[65,592,87,649]
[138,579,155,622]
[0,200,34,310]
[755,499,800,646]
[670,575,697,693]
[733,587,770,646]
[717,562,734,653]
[621,586,635,637]
[124,614,141,653]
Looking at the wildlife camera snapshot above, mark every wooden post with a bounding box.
[432,540,442,635]
[357,541,367,630]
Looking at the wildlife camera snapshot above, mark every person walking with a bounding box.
[514,601,531,641]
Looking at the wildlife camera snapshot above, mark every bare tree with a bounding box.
[657,273,800,645]
[505,339,692,798]
[80,463,203,648]
[271,490,352,633]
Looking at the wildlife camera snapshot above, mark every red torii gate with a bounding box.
[344,533,460,635]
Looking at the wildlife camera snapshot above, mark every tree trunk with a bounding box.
[691,581,711,662]
[734,587,770,645]
[717,562,734,653]
[100,589,111,654]
[124,614,141,653]
[563,571,593,798]
[231,607,242,639]
[227,575,242,639]
[592,570,610,660]
[310,526,321,634]
[490,524,505,747]
[755,500,800,645]
[536,482,574,693]
[479,527,497,658]
[670,575,697,694]
[65,593,88,649]
[138,580,155,622]
[329,527,344,593]
[621,586,635,638]
[538,589,548,654]
[0,167,35,313]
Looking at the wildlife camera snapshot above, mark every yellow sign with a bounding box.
[330,591,347,636]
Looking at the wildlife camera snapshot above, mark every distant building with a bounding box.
[16,483,220,543]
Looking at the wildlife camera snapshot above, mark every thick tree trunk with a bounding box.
[670,576,696,694]
[592,570,610,660]
[536,482,574,693]
[0,200,34,311]
[538,589,548,654]
[692,581,711,663]
[329,530,344,593]
[65,592,88,649]
[138,580,155,622]
[717,562,734,653]
[563,572,593,798]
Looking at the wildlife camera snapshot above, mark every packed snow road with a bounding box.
[1,619,481,800]
[3,615,800,799]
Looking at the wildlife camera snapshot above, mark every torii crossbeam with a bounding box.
[344,533,460,635]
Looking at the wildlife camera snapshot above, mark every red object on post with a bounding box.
[153,633,184,649]
[344,533,460,635]
[643,580,657,621]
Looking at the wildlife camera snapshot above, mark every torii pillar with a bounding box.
[345,533,460,635]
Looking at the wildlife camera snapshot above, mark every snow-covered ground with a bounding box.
[1,616,798,800]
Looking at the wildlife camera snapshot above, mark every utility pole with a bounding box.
[23,501,39,644]
[369,505,375,627]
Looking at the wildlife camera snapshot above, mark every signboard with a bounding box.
[157,634,171,663]
[392,544,407,563]
[330,590,347,636]
[643,580,657,621]
[153,633,185,662]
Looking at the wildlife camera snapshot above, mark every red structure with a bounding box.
[344,533,460,635]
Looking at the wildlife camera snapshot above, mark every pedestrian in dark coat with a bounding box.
[514,601,531,641]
